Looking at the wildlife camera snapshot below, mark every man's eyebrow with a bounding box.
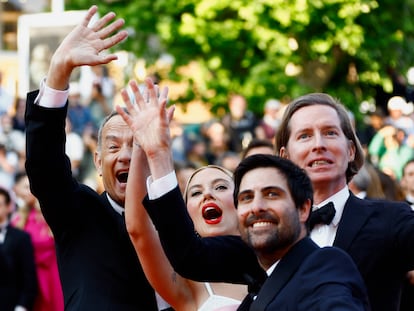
[237,189,252,196]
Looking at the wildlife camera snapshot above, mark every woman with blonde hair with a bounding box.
[125,160,247,310]
[121,80,247,311]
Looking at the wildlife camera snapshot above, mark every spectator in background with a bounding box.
[214,151,241,172]
[12,98,27,133]
[79,64,116,107]
[185,135,210,168]
[384,96,414,135]
[375,166,406,201]
[170,119,187,164]
[78,124,103,193]
[255,98,282,142]
[0,112,26,153]
[368,125,414,180]
[0,186,37,311]
[241,138,274,159]
[174,161,197,195]
[398,159,414,311]
[0,147,17,189]
[348,163,371,199]
[0,71,15,115]
[221,94,258,153]
[11,171,64,311]
[67,82,94,136]
[29,44,53,91]
[65,117,85,180]
[363,162,386,200]
[202,119,230,165]
[357,110,385,152]
[400,159,414,209]
[87,80,113,130]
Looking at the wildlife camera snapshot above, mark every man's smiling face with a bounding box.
[95,114,133,206]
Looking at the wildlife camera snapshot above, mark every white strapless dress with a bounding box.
[197,283,241,311]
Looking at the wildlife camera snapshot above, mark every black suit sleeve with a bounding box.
[144,186,266,284]
[0,243,10,280]
[25,90,81,235]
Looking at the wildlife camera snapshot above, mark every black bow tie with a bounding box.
[309,202,336,230]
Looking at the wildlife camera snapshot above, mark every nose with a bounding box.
[202,190,215,201]
[118,144,132,163]
[250,196,266,214]
[312,132,327,151]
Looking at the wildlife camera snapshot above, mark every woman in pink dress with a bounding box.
[11,171,64,311]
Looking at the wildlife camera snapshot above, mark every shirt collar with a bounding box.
[0,219,8,230]
[106,193,125,216]
[315,186,350,226]
[266,259,280,276]
[406,194,414,204]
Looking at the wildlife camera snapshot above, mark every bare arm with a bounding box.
[118,79,197,310]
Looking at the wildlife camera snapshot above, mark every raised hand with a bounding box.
[116,78,175,179]
[46,5,128,90]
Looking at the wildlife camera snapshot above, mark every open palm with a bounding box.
[116,78,173,158]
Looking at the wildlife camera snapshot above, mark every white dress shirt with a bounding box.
[0,220,8,243]
[310,186,349,247]
[147,171,178,199]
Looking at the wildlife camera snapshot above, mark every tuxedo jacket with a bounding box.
[246,237,369,311]
[0,225,37,311]
[25,91,159,311]
[144,186,414,311]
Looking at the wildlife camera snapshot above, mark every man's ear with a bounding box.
[94,151,102,176]
[279,146,288,159]
[299,198,312,223]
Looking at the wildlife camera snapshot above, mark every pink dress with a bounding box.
[12,208,64,311]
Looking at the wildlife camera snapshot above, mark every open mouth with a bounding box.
[252,221,273,228]
[309,160,332,167]
[117,172,128,183]
[202,204,223,224]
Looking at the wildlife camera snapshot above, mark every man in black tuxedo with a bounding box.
[137,91,414,311]
[276,93,414,311]
[0,187,37,311]
[233,154,368,310]
[25,6,170,311]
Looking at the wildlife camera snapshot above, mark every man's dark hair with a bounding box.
[97,108,129,151]
[402,158,414,177]
[241,139,274,159]
[0,187,11,205]
[233,154,313,212]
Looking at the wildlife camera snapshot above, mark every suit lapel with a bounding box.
[2,225,13,247]
[334,194,373,250]
[250,238,318,311]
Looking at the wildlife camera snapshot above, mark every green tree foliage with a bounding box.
[66,0,414,117]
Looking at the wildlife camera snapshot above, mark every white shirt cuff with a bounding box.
[146,171,178,200]
[34,78,69,108]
